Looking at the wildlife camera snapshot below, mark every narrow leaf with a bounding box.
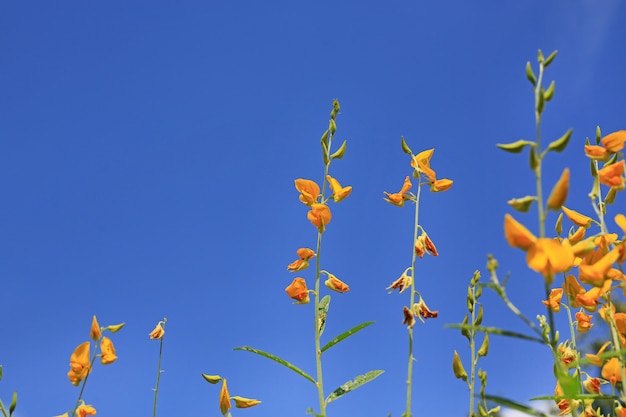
[543,50,558,67]
[325,370,384,404]
[401,136,412,155]
[496,140,534,153]
[546,128,573,153]
[234,346,316,384]
[330,140,347,160]
[318,295,331,336]
[525,61,536,86]
[484,394,549,417]
[9,392,16,416]
[321,321,374,353]
[444,324,545,344]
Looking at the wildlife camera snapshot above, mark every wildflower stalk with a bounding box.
[152,318,167,417]
[72,339,100,416]
[314,228,326,416]
[405,179,422,417]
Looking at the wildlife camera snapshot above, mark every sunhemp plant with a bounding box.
[384,139,452,417]
[201,374,261,417]
[464,49,626,417]
[56,315,124,417]
[236,99,383,417]
[149,318,167,417]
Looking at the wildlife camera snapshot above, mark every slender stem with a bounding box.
[314,229,325,416]
[468,288,477,417]
[73,340,100,416]
[405,179,422,417]
[153,335,165,417]
[0,399,9,417]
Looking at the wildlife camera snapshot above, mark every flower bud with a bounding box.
[452,351,467,381]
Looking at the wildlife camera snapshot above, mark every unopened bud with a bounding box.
[452,351,468,381]
[477,333,489,357]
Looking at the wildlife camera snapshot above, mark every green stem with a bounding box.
[0,399,9,417]
[153,333,165,417]
[73,339,100,416]
[314,229,325,416]
[405,179,422,417]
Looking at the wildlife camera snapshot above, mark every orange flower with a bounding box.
[504,214,537,250]
[402,306,416,329]
[326,175,352,202]
[68,342,91,386]
[100,337,117,365]
[76,403,96,417]
[601,130,626,152]
[542,288,563,312]
[563,275,585,308]
[585,144,610,161]
[576,279,611,312]
[294,179,320,206]
[287,248,316,272]
[413,300,438,321]
[557,342,576,366]
[616,213,626,235]
[526,238,574,283]
[307,203,331,231]
[598,160,625,189]
[232,396,262,408]
[602,357,623,386]
[586,341,611,366]
[149,322,165,340]
[285,278,310,304]
[583,376,601,394]
[90,316,101,341]
[411,149,436,181]
[431,178,453,192]
[575,310,593,333]
[324,274,349,293]
[415,233,438,257]
[562,206,593,228]
[547,168,570,211]
[579,246,620,286]
[384,176,412,207]
[387,270,412,294]
[219,379,231,416]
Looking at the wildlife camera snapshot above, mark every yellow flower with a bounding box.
[504,214,536,250]
[526,238,574,283]
[402,306,416,329]
[583,376,601,394]
[562,206,593,228]
[586,341,611,366]
[579,246,620,286]
[307,203,332,231]
[68,341,91,386]
[100,337,117,365]
[287,248,316,272]
[219,379,231,416]
[384,176,412,207]
[90,316,101,341]
[285,278,310,304]
[598,160,625,189]
[616,213,626,235]
[431,178,453,192]
[601,130,626,152]
[547,168,570,211]
[326,175,352,202]
[575,310,593,333]
[76,403,96,417]
[411,149,436,181]
[584,144,611,161]
[563,275,585,307]
[232,396,262,408]
[149,322,165,340]
[542,288,563,312]
[576,279,611,312]
[602,357,623,386]
[324,274,350,293]
[294,179,320,206]
[415,233,438,258]
[412,299,438,321]
[387,271,412,294]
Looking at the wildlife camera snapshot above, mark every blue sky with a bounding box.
[1,2,625,416]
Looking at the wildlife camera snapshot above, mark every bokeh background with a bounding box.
[1,2,625,416]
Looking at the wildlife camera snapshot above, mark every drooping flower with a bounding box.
[412,299,438,321]
[232,396,262,408]
[411,149,436,181]
[75,403,96,417]
[324,274,349,293]
[547,168,570,211]
[562,206,594,228]
[100,337,117,365]
[584,144,611,161]
[602,357,623,386]
[563,275,585,308]
[294,179,320,206]
[542,288,563,312]
[326,175,352,203]
[384,176,412,207]
[583,375,601,394]
[601,130,626,152]
[219,379,231,416]
[579,246,620,286]
[575,310,594,333]
[285,278,310,304]
[307,203,331,232]
[402,306,416,329]
[387,270,412,294]
[504,214,537,250]
[90,316,101,341]
[576,279,612,312]
[68,341,91,386]
[557,342,576,366]
[598,160,625,189]
[526,238,574,283]
[431,178,453,192]
[415,233,438,258]
[586,341,611,366]
[287,248,316,272]
[149,322,165,340]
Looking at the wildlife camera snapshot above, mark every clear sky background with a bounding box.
[1,2,626,417]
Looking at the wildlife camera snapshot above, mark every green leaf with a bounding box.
[9,392,16,416]
[496,140,535,153]
[543,50,558,67]
[321,321,374,353]
[543,80,555,102]
[234,346,316,384]
[525,61,536,86]
[330,140,347,160]
[444,324,545,344]
[400,136,412,155]
[546,128,573,153]
[529,146,538,170]
[484,394,549,417]
[325,370,384,404]
[318,295,331,336]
